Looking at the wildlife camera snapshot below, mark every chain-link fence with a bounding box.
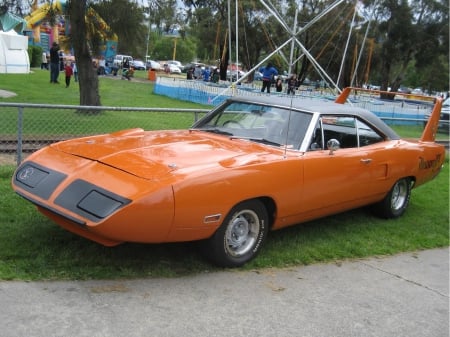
[0,103,209,166]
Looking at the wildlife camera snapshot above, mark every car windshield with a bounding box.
[193,101,313,149]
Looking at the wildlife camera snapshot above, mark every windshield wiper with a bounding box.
[230,136,282,146]
[194,127,233,136]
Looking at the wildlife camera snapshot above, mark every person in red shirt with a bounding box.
[64,62,74,88]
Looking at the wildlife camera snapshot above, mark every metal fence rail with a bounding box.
[0,103,210,166]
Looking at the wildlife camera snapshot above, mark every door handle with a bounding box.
[360,158,372,164]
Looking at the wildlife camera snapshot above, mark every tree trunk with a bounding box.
[68,0,101,111]
[379,55,395,100]
[219,46,228,81]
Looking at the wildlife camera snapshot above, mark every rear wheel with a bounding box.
[202,200,269,267]
[373,178,412,218]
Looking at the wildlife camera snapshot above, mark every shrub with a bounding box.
[28,45,43,68]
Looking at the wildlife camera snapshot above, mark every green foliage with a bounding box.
[368,0,448,92]
[152,37,176,61]
[91,0,147,57]
[182,0,448,92]
[151,36,196,63]
[27,45,42,68]
[404,56,449,92]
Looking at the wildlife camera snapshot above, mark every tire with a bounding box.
[373,178,412,218]
[202,200,269,267]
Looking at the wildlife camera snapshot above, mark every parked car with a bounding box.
[254,71,263,81]
[167,60,184,72]
[113,55,133,67]
[182,62,205,73]
[279,70,289,82]
[425,96,449,133]
[166,63,181,74]
[226,70,246,81]
[440,97,450,132]
[131,60,146,70]
[11,88,445,267]
[397,86,412,94]
[146,60,161,71]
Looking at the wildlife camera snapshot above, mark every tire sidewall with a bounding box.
[209,199,269,267]
[375,178,412,218]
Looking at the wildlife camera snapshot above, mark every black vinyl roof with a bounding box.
[227,95,401,140]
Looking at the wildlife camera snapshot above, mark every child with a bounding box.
[122,67,135,81]
[275,77,283,92]
[64,62,73,88]
[287,74,297,95]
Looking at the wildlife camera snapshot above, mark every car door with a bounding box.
[301,115,388,214]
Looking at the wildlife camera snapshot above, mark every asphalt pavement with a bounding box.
[1,247,449,337]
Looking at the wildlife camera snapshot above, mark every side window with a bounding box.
[321,116,357,149]
[308,115,384,151]
[356,119,384,146]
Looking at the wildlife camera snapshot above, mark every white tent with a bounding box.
[0,30,30,74]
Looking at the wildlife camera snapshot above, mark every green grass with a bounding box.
[0,69,193,107]
[0,161,448,280]
[393,125,449,140]
[0,69,209,137]
[0,69,448,280]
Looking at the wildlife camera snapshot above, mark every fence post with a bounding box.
[16,106,23,166]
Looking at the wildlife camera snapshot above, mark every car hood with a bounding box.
[51,129,279,180]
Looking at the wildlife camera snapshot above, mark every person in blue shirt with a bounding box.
[202,67,211,81]
[259,62,278,93]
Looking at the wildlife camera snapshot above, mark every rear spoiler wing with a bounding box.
[335,87,442,142]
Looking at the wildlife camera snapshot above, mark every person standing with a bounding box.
[202,67,211,82]
[287,74,297,95]
[259,62,278,93]
[194,65,202,79]
[275,77,283,92]
[59,50,65,71]
[72,62,78,82]
[64,62,73,88]
[49,42,60,83]
[41,51,48,70]
[186,67,194,80]
[211,68,220,83]
[98,57,106,75]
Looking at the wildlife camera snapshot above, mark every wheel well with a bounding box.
[257,197,277,229]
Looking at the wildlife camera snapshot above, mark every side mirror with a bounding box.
[327,138,340,155]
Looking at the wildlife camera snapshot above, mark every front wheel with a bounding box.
[202,200,269,267]
[373,178,412,218]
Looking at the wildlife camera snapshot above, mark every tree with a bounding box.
[151,36,196,62]
[183,1,230,79]
[364,0,448,97]
[91,0,147,57]
[0,0,27,16]
[67,0,101,108]
[182,0,362,85]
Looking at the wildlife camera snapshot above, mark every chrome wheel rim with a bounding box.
[225,209,260,257]
[391,180,408,211]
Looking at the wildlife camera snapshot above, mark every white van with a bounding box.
[113,55,133,67]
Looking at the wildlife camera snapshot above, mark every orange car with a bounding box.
[11,88,445,267]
